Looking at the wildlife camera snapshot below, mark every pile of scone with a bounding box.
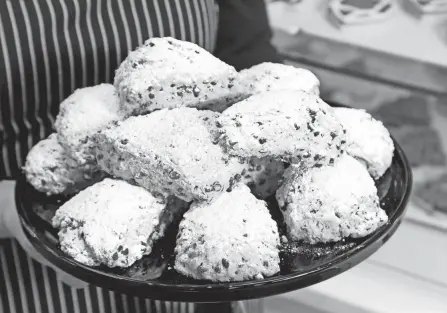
[24,37,394,282]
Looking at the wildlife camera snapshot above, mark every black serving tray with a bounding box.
[15,102,412,303]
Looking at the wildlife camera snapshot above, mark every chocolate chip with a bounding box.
[242,219,247,223]
[263,261,269,267]
[215,121,223,128]
[222,258,230,268]
[213,265,221,273]
[120,139,129,145]
[193,86,200,97]
[112,252,119,260]
[294,123,300,130]
[211,81,217,85]
[256,121,263,126]
[169,171,181,180]
[235,121,242,127]
[259,138,267,144]
[212,182,223,191]
[140,241,147,246]
[122,248,129,255]
[243,233,248,237]
[330,132,337,139]
[313,131,320,137]
[195,50,200,54]
[235,174,242,182]
[177,91,183,97]
[170,84,176,87]
[147,86,154,92]
[149,93,155,99]
[329,158,335,164]
[228,83,234,89]
[149,42,155,47]
[118,245,123,252]
[314,164,323,168]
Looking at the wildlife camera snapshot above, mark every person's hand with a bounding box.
[0,180,88,289]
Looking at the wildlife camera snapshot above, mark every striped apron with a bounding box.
[0,0,278,311]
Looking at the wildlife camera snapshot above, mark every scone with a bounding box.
[114,37,247,116]
[242,158,286,199]
[238,62,320,96]
[333,107,394,179]
[23,134,105,195]
[174,183,280,282]
[276,154,388,244]
[52,179,188,268]
[217,90,346,166]
[54,84,123,166]
[94,108,246,202]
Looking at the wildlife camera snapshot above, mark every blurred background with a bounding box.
[264,0,447,312]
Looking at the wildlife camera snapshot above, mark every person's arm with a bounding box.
[214,0,283,71]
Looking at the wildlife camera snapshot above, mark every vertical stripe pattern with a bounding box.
[0,238,262,312]
[0,0,242,310]
[0,0,217,178]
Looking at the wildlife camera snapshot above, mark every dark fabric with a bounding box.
[214,0,283,71]
[0,0,277,311]
[0,0,218,178]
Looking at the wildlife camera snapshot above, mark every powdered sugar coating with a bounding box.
[55,84,123,165]
[114,37,247,116]
[23,134,105,195]
[52,179,185,268]
[242,158,286,199]
[276,154,388,244]
[238,62,320,96]
[174,184,280,282]
[333,107,394,179]
[218,90,346,166]
[94,108,246,202]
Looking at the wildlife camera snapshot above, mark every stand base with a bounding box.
[195,300,264,313]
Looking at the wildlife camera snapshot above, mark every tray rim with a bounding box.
[16,102,413,302]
